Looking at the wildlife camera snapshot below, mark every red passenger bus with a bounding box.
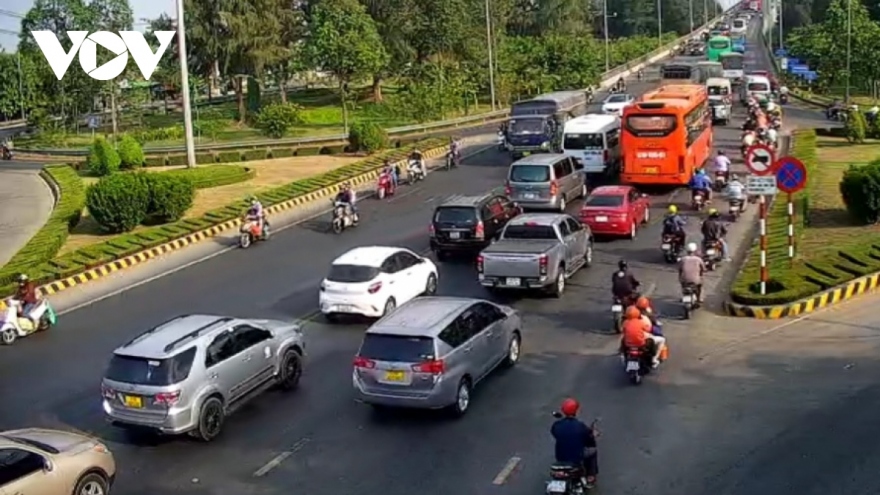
[620,84,713,186]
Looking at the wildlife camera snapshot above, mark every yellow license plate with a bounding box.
[644,167,659,174]
[123,395,143,408]
[384,371,405,382]
[522,151,531,156]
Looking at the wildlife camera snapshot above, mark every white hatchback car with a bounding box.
[319,246,439,321]
[601,93,635,115]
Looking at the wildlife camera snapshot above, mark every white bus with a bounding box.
[561,114,622,175]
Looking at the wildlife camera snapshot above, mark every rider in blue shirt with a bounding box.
[551,398,598,488]
[688,169,713,203]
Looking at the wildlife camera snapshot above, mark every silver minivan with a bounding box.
[352,297,522,416]
[506,154,587,212]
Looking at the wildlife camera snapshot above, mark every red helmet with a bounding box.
[560,398,579,417]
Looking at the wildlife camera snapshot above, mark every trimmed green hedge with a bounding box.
[0,137,446,296]
[161,165,255,189]
[730,129,880,305]
[0,165,86,287]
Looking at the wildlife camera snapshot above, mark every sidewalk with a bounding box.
[0,161,54,267]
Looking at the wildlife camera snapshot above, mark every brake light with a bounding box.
[552,470,569,479]
[475,221,485,240]
[539,254,548,275]
[153,391,181,407]
[367,282,382,294]
[678,156,685,174]
[505,181,511,196]
[550,180,559,196]
[412,359,445,374]
[476,255,484,273]
[429,223,435,237]
[353,356,376,369]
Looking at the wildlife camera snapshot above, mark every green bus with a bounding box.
[706,35,733,62]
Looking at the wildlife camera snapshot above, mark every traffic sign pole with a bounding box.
[759,196,767,295]
[787,193,795,266]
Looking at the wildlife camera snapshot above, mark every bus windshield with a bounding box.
[509,118,544,135]
[709,39,730,49]
[721,56,743,70]
[624,115,677,137]
[662,67,692,80]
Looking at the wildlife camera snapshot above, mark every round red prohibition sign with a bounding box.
[744,143,777,175]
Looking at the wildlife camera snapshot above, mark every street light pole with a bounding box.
[657,0,663,46]
[703,0,708,24]
[16,51,24,120]
[845,0,852,102]
[484,0,496,110]
[778,0,784,50]
[175,0,196,168]
[603,0,611,72]
[689,0,694,32]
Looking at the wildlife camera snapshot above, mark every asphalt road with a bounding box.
[0,25,849,495]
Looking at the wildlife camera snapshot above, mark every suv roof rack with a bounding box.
[163,317,234,353]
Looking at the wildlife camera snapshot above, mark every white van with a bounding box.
[741,75,772,103]
[561,114,621,175]
[731,17,747,34]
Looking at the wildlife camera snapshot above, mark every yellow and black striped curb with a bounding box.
[723,272,880,319]
[0,145,451,310]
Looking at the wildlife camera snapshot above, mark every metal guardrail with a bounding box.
[22,13,729,157]
[0,119,26,131]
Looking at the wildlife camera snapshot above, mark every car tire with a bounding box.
[424,273,438,295]
[579,184,587,199]
[503,333,521,367]
[643,207,650,224]
[629,222,637,240]
[277,349,303,391]
[73,472,109,495]
[382,298,397,317]
[549,268,565,298]
[450,378,472,417]
[584,241,594,267]
[558,196,567,212]
[192,397,224,442]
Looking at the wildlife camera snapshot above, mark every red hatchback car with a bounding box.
[579,185,651,239]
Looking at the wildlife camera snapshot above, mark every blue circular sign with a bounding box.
[775,156,807,193]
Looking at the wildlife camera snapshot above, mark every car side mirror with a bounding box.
[42,458,54,472]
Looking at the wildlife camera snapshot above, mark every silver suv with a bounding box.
[101,314,305,441]
[352,297,522,416]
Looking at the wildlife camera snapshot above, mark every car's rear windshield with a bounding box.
[585,195,624,207]
[327,264,380,283]
[358,334,435,362]
[105,347,196,386]
[510,164,550,183]
[434,207,477,224]
[563,133,603,150]
[503,225,556,239]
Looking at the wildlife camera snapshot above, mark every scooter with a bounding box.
[407,160,425,183]
[331,200,359,234]
[728,198,744,221]
[239,218,270,248]
[0,146,12,161]
[660,234,681,263]
[496,131,506,151]
[546,412,599,494]
[376,170,395,199]
[713,171,728,192]
[445,151,459,171]
[681,284,699,319]
[691,190,706,211]
[702,239,723,271]
[621,345,655,385]
[1,298,56,345]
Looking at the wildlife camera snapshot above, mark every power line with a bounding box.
[0,8,24,19]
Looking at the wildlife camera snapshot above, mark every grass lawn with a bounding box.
[61,154,361,255]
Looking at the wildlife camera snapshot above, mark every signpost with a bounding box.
[744,173,777,295]
[744,143,776,175]
[746,175,778,195]
[775,156,808,272]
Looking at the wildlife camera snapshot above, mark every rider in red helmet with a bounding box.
[551,398,599,488]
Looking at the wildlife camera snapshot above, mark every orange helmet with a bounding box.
[636,297,651,310]
[625,306,641,320]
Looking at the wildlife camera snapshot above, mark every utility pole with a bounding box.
[175,0,196,168]
[689,0,694,32]
[704,0,709,24]
[16,51,24,120]
[657,0,663,46]
[484,0,496,110]
[603,0,611,71]
[845,0,852,102]
[778,0,784,50]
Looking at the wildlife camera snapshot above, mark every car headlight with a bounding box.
[541,141,550,149]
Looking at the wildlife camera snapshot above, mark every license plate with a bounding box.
[505,277,521,286]
[626,361,640,371]
[595,216,608,222]
[522,151,531,156]
[335,305,355,312]
[661,243,671,250]
[123,395,143,408]
[706,249,716,256]
[644,167,658,174]
[523,193,537,199]
[547,480,567,493]
[384,370,406,382]
[682,295,693,303]
[611,304,623,312]
[449,232,460,239]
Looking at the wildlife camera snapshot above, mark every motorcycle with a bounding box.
[546,413,599,494]
[728,198,744,221]
[681,283,699,319]
[702,239,723,271]
[713,171,728,192]
[779,93,789,104]
[1,298,56,345]
[407,159,425,183]
[376,170,395,199]
[691,190,706,211]
[496,131,506,151]
[445,151,459,171]
[1,146,12,161]
[621,344,655,385]
[331,200,359,234]
[611,297,624,333]
[239,218,270,248]
[661,234,681,263]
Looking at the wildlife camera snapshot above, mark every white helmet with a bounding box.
[767,102,777,112]
[686,242,698,254]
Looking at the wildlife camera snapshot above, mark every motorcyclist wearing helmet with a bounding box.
[679,242,706,302]
[713,150,731,183]
[382,158,399,188]
[622,306,666,367]
[725,174,746,210]
[611,259,641,306]
[662,205,687,249]
[449,137,462,164]
[244,196,268,232]
[701,209,729,261]
[14,274,39,319]
[334,182,357,215]
[408,148,425,178]
[551,398,598,489]
[688,169,713,203]
[635,296,662,336]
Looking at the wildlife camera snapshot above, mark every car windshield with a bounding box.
[584,195,625,207]
[435,207,477,224]
[709,86,729,96]
[748,82,770,92]
[105,348,196,386]
[327,264,380,283]
[358,334,435,363]
[509,164,550,182]
[563,133,604,150]
[606,94,629,103]
[503,224,557,239]
[509,118,544,135]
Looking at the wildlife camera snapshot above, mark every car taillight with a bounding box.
[429,223,435,237]
[412,359,445,374]
[476,255,484,273]
[353,356,376,369]
[101,385,115,400]
[550,180,559,196]
[367,282,382,294]
[505,181,511,196]
[153,391,181,407]
[678,156,685,174]
[539,254,548,275]
[475,221,485,240]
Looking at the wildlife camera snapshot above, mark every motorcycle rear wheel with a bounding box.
[239,233,251,248]
[377,188,385,199]
[332,219,344,234]
[628,370,641,385]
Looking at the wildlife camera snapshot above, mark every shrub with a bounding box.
[162,165,254,189]
[143,174,195,222]
[134,125,184,143]
[844,111,867,143]
[349,121,388,153]
[256,102,302,138]
[86,173,150,233]
[86,137,121,176]
[193,119,226,140]
[839,159,880,224]
[117,134,145,169]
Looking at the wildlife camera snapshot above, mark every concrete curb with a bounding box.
[0,145,452,310]
[723,271,880,318]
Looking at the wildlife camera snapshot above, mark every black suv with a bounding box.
[430,194,521,259]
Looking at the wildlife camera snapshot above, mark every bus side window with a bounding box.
[685,103,709,147]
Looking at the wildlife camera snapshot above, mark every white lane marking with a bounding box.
[57,144,494,316]
[492,456,522,485]
[253,438,310,477]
